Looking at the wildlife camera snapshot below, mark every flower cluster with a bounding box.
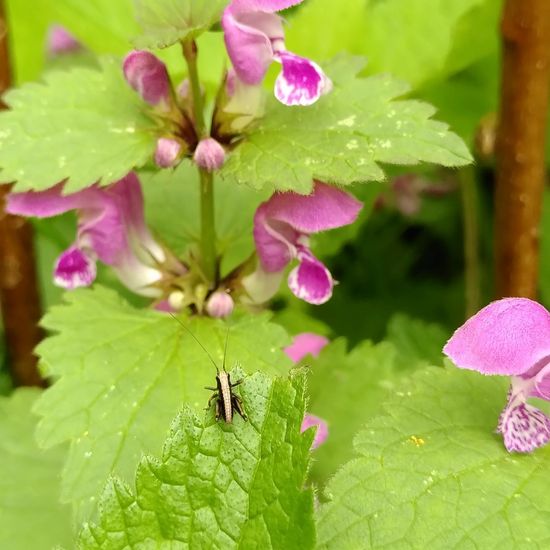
[444,298,550,453]
[5,11,355,317]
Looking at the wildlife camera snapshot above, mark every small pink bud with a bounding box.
[123,50,171,106]
[206,291,234,318]
[194,138,226,172]
[47,25,81,56]
[154,138,182,168]
[301,414,328,449]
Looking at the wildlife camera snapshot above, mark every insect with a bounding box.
[169,313,247,424]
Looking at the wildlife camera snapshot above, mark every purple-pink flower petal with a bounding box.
[254,181,362,272]
[222,10,280,85]
[194,138,226,172]
[231,0,304,12]
[284,332,329,363]
[288,249,333,305]
[54,247,97,289]
[443,298,550,376]
[47,25,82,56]
[301,413,328,449]
[274,52,328,106]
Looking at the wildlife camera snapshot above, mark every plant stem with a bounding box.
[182,40,217,284]
[459,167,481,318]
[494,0,550,298]
[0,0,45,387]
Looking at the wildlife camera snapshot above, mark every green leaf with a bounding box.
[221,60,472,194]
[286,0,500,89]
[386,313,448,369]
[134,0,229,48]
[317,367,550,548]
[0,389,73,549]
[34,286,292,520]
[306,339,408,485]
[0,57,157,192]
[142,162,270,276]
[79,373,315,549]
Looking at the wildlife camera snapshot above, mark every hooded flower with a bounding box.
[283,332,329,449]
[46,25,82,56]
[123,50,171,108]
[222,0,331,106]
[253,181,362,304]
[6,173,171,296]
[443,298,550,453]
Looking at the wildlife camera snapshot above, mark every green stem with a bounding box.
[182,40,217,284]
[459,167,481,319]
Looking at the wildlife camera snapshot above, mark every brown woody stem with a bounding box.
[0,0,44,386]
[494,0,550,298]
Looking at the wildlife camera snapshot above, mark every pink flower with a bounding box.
[443,298,550,453]
[284,332,329,362]
[283,332,329,449]
[123,50,171,107]
[253,182,362,304]
[6,174,170,297]
[222,0,331,106]
[46,25,82,56]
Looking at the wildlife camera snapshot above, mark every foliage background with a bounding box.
[2,0,550,548]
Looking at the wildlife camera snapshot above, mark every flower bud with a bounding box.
[168,290,185,311]
[193,138,225,172]
[206,291,234,318]
[123,50,171,107]
[154,138,182,168]
[47,25,81,56]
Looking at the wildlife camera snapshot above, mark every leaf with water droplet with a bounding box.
[0,57,157,192]
[34,286,292,521]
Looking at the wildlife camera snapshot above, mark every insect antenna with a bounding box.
[168,313,220,373]
[222,327,230,373]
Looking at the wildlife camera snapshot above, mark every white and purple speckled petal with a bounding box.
[54,247,97,289]
[497,398,550,453]
[274,51,329,106]
[288,249,333,305]
[301,413,328,449]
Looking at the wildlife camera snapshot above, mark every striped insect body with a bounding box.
[169,313,247,424]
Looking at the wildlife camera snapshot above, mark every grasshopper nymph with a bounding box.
[169,313,247,424]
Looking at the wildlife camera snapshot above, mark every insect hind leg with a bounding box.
[232,394,247,421]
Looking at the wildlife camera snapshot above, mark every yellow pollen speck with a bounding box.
[409,435,425,447]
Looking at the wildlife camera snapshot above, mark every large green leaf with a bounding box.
[0,57,157,192]
[134,0,229,48]
[306,339,408,486]
[0,389,73,549]
[34,286,292,520]
[386,313,448,370]
[79,373,315,549]
[142,162,270,276]
[221,59,472,194]
[317,367,550,548]
[286,0,500,89]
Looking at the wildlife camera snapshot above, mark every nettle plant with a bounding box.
[3,1,550,549]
